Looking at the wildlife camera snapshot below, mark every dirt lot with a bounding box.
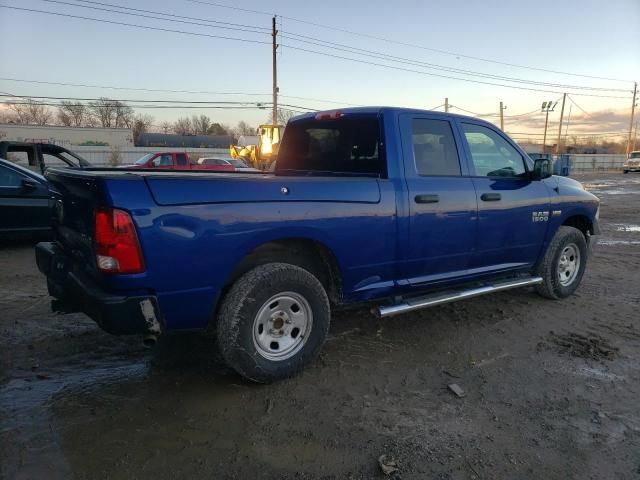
[1,173,639,479]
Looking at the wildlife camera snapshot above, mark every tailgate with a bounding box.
[45,169,106,272]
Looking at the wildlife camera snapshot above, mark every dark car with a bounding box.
[0,158,54,239]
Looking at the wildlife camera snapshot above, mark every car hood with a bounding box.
[553,175,584,190]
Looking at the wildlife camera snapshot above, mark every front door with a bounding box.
[458,121,551,272]
[0,163,50,234]
[399,114,478,287]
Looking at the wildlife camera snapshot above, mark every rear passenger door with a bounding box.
[458,121,550,272]
[399,113,478,286]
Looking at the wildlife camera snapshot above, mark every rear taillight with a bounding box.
[94,208,145,274]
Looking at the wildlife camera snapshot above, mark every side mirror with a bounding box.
[21,178,38,191]
[532,158,551,180]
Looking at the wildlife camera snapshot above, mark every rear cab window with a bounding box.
[276,114,385,177]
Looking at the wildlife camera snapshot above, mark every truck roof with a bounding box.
[290,106,497,126]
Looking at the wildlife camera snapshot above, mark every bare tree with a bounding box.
[207,122,229,135]
[7,99,53,125]
[173,117,192,135]
[191,114,211,135]
[234,120,255,137]
[132,114,155,144]
[115,102,134,128]
[160,121,171,134]
[88,98,133,128]
[270,108,297,124]
[57,101,87,127]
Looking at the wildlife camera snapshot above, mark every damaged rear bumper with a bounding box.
[35,242,163,336]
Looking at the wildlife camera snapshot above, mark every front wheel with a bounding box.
[217,263,330,383]
[535,226,588,299]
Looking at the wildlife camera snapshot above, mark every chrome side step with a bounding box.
[376,276,543,318]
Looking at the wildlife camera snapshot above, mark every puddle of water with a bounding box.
[614,224,640,232]
[598,239,640,246]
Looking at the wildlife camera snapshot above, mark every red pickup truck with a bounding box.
[127,152,235,171]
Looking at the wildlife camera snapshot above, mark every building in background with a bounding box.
[0,123,133,148]
[136,133,233,148]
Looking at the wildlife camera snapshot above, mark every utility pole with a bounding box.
[541,100,557,152]
[564,104,572,146]
[633,121,638,152]
[272,16,278,125]
[627,82,637,155]
[499,101,506,130]
[444,97,449,113]
[555,93,567,154]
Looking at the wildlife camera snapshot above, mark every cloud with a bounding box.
[504,108,630,136]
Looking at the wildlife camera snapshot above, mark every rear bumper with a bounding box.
[35,242,163,336]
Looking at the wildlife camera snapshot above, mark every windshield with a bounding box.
[630,152,640,159]
[229,159,249,168]
[134,154,155,165]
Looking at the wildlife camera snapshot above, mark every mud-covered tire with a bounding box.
[535,226,588,300]
[217,263,330,383]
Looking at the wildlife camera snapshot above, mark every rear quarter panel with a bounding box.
[119,174,398,330]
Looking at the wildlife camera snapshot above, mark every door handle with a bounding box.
[415,194,440,204]
[480,193,501,202]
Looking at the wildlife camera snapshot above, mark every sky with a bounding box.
[0,0,639,141]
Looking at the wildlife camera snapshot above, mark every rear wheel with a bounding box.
[217,263,330,383]
[535,226,588,299]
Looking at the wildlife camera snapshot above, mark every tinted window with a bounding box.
[412,119,461,176]
[152,154,173,167]
[277,117,384,177]
[176,153,187,166]
[462,124,526,177]
[0,165,24,187]
[43,153,73,167]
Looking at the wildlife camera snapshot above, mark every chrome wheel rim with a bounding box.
[252,292,313,361]
[558,243,580,286]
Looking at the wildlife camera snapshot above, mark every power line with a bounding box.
[186,0,634,83]
[279,44,633,99]
[567,95,594,119]
[37,0,269,35]
[279,33,630,93]
[0,77,269,95]
[1,101,265,109]
[0,77,362,107]
[66,0,270,31]
[0,94,266,105]
[0,5,270,44]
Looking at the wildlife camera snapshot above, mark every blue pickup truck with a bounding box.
[35,107,600,383]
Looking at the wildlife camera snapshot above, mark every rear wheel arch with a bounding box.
[223,237,343,305]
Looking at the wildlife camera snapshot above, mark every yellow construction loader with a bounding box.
[229,124,283,171]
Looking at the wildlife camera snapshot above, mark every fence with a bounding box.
[567,154,627,173]
[72,146,229,166]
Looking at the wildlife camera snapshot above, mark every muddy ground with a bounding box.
[1,173,639,479]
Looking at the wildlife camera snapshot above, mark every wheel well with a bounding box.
[562,215,593,238]
[224,238,343,305]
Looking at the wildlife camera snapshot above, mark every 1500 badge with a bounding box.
[532,211,549,222]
